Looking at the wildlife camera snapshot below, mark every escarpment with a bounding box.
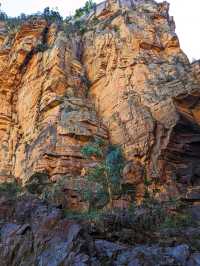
[0,20,108,184]
[83,0,200,199]
[1,1,200,265]
[0,0,200,204]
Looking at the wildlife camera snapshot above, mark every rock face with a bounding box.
[0,0,200,201]
[0,194,96,265]
[0,20,107,187]
[1,1,200,264]
[83,0,200,197]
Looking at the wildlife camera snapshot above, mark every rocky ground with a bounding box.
[0,187,199,265]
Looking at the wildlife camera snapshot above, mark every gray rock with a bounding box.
[187,253,200,266]
[166,244,190,265]
[95,240,126,258]
[190,204,200,221]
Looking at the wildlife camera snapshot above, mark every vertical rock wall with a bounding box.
[0,0,200,200]
[83,0,200,196]
[0,20,108,185]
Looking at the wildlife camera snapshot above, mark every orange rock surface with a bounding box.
[0,0,200,201]
[83,0,200,194]
[0,19,108,185]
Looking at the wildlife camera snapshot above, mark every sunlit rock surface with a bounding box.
[83,0,200,198]
[0,0,200,201]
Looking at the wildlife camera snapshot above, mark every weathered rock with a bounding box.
[0,0,200,211]
[190,203,200,222]
[1,193,200,266]
[192,60,200,83]
[83,0,200,198]
[0,194,97,266]
[0,1,200,264]
[0,18,108,208]
[187,253,200,266]
[113,244,190,266]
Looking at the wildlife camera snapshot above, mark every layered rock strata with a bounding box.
[0,20,108,187]
[83,0,200,197]
[0,0,200,202]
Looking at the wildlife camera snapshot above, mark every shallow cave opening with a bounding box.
[164,98,200,186]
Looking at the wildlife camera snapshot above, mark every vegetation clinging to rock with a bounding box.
[0,180,22,197]
[74,0,96,19]
[80,139,131,210]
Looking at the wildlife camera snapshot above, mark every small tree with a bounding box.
[0,3,8,21]
[74,0,96,19]
[42,7,62,23]
[81,140,125,210]
[84,0,96,14]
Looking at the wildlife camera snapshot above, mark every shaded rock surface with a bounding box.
[0,194,96,266]
[0,194,199,266]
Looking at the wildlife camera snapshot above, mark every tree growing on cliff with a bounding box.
[42,7,62,23]
[81,139,126,210]
[0,3,8,21]
[74,0,96,19]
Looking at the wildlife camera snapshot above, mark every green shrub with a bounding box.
[161,213,193,229]
[81,137,106,158]
[81,144,103,158]
[25,172,50,194]
[0,6,62,34]
[42,7,62,23]
[74,20,87,34]
[74,0,96,19]
[35,43,48,53]
[0,181,22,197]
[64,209,103,222]
[80,143,126,210]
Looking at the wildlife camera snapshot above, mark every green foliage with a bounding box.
[81,144,103,158]
[139,196,195,231]
[35,43,48,53]
[0,12,26,33]
[81,137,105,158]
[80,143,126,210]
[161,213,193,229]
[0,5,62,33]
[74,20,87,34]
[25,172,50,194]
[0,1,97,37]
[42,7,62,23]
[62,19,87,36]
[0,9,7,21]
[137,202,166,231]
[64,209,103,222]
[0,181,22,197]
[74,0,96,19]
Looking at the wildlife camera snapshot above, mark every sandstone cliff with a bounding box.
[0,0,200,265]
[0,0,200,204]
